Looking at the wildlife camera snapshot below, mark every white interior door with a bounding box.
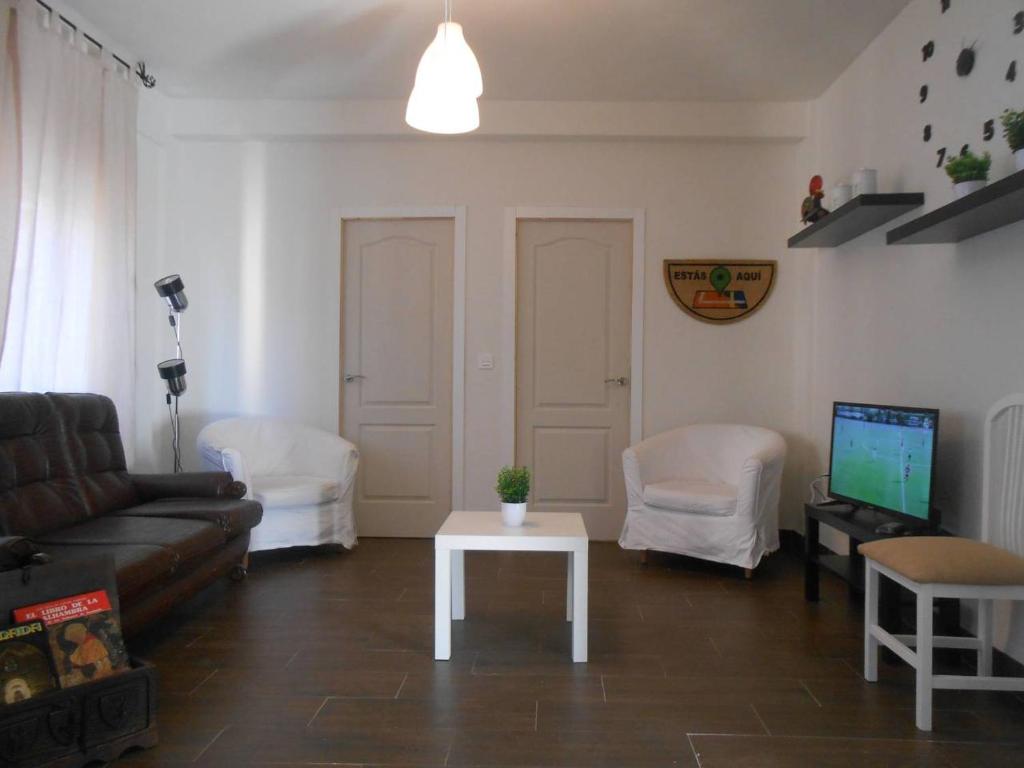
[516,219,632,541]
[341,218,453,537]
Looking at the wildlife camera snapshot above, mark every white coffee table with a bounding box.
[434,510,589,662]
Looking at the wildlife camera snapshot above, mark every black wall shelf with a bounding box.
[887,169,1024,245]
[788,193,925,248]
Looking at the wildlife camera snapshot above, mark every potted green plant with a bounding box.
[1001,109,1024,171]
[496,465,530,526]
[944,150,991,199]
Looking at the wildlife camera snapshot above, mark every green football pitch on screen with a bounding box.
[830,418,933,520]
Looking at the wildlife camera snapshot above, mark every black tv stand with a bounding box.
[804,501,956,660]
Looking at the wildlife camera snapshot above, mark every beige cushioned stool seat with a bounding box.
[858,537,1024,585]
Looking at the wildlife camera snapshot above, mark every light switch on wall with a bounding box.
[477,353,494,370]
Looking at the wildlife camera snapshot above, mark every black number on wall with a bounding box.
[956,45,976,77]
[1008,61,1017,82]
[923,41,935,61]
[941,0,951,12]
[960,143,970,156]
[1015,11,1024,34]
[920,84,929,102]
[936,147,947,167]
[923,125,932,141]
[984,120,995,141]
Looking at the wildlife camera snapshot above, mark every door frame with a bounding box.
[334,206,467,511]
[501,207,646,466]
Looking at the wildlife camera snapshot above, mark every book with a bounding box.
[14,590,129,689]
[0,621,58,705]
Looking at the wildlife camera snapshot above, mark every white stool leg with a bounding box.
[978,598,993,677]
[915,587,934,731]
[864,561,879,683]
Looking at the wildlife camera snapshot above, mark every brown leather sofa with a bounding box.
[0,392,262,634]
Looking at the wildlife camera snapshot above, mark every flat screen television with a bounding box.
[829,402,939,525]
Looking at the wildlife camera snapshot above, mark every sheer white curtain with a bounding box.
[0,1,138,460]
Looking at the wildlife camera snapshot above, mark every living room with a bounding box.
[1,0,1024,765]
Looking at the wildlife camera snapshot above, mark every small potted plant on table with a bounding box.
[1001,109,1024,171]
[496,465,530,527]
[944,150,990,199]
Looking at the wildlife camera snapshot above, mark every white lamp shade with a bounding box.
[405,84,480,134]
[413,22,483,98]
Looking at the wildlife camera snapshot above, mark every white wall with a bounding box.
[804,0,1024,658]
[126,0,1024,658]
[134,105,809,532]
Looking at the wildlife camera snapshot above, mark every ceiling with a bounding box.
[64,0,911,102]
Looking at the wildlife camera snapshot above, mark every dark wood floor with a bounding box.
[117,539,1024,767]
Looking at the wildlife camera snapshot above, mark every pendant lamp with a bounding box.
[406,2,483,134]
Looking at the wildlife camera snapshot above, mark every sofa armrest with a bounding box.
[129,472,247,502]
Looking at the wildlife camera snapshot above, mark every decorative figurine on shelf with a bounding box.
[800,175,830,224]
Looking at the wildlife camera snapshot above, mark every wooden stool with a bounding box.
[859,537,1024,731]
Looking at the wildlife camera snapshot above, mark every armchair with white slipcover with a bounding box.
[619,424,786,575]
[197,418,359,553]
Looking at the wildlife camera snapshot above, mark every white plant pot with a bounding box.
[953,179,986,199]
[1015,149,1024,172]
[500,501,527,527]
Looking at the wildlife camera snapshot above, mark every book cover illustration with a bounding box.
[0,621,58,705]
[14,590,129,689]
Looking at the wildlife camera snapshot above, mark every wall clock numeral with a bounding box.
[960,144,970,156]
[1008,61,1017,82]
[936,147,947,167]
[941,0,951,13]
[923,125,932,141]
[1015,11,1024,34]
[923,41,935,61]
[920,84,929,102]
[983,120,995,141]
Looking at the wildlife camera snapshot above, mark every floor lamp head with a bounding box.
[154,274,188,312]
[158,358,187,396]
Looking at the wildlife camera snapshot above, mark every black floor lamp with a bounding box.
[154,274,188,473]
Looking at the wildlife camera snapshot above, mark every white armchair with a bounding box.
[197,418,359,553]
[619,424,786,573]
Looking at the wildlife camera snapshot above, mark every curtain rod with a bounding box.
[33,0,156,87]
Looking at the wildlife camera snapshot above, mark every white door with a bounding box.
[516,219,632,541]
[341,219,453,537]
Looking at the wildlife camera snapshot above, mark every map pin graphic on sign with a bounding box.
[709,265,731,297]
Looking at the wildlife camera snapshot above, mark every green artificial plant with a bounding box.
[496,466,530,504]
[1001,109,1024,152]
[944,150,991,184]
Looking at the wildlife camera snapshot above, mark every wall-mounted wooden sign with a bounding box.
[663,260,777,324]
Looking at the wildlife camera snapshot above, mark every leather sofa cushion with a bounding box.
[0,393,90,537]
[109,498,263,540]
[35,542,178,603]
[37,515,225,566]
[642,480,738,517]
[253,475,340,508]
[47,393,138,515]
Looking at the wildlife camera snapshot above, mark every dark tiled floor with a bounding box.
[115,539,1024,767]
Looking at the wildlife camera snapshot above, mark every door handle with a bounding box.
[604,376,629,386]
[344,374,365,383]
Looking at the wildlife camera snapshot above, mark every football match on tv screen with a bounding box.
[829,403,937,521]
